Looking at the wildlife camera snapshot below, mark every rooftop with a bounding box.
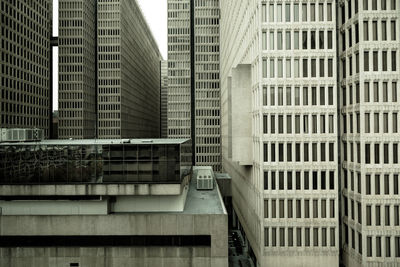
[181,167,226,215]
[0,138,190,146]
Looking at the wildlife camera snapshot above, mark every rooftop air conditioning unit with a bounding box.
[196,167,214,190]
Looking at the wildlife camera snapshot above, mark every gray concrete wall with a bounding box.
[0,213,228,267]
[0,247,212,267]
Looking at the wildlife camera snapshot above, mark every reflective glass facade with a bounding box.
[0,140,191,184]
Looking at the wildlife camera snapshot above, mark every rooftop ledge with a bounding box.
[0,176,190,197]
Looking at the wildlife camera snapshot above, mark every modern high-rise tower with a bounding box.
[0,0,52,137]
[58,0,162,139]
[58,0,97,139]
[339,1,400,266]
[167,0,221,171]
[220,1,340,266]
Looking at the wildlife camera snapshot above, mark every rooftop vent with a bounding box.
[195,167,214,190]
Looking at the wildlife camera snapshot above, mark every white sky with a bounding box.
[52,0,167,111]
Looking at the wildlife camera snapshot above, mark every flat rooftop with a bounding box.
[180,167,226,215]
[0,138,190,146]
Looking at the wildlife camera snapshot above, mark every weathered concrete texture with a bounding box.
[0,183,184,196]
[264,254,339,267]
[0,247,214,267]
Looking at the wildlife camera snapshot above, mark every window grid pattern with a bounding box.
[0,0,51,137]
[167,0,221,171]
[97,0,161,139]
[340,0,400,265]
[59,0,97,139]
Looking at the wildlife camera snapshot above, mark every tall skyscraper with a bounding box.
[97,0,161,139]
[58,0,162,139]
[161,60,168,138]
[167,0,221,171]
[220,1,339,266]
[58,0,97,139]
[339,1,400,266]
[0,0,52,137]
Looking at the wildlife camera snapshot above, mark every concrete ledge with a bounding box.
[0,183,184,196]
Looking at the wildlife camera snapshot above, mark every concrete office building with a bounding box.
[0,0,52,137]
[58,0,97,139]
[339,1,400,266]
[161,60,168,138]
[0,139,228,267]
[58,0,161,139]
[167,0,221,171]
[97,0,161,139]
[220,1,339,266]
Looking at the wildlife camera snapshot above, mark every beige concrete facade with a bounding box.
[0,0,51,137]
[339,0,400,266]
[220,0,340,266]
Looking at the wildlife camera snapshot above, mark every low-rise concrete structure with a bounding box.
[0,140,228,267]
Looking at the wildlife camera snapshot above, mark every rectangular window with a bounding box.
[372,51,378,71]
[391,21,396,40]
[278,59,283,77]
[294,31,299,49]
[294,4,299,21]
[386,237,391,257]
[303,87,309,105]
[382,20,387,40]
[263,87,268,105]
[319,3,324,21]
[313,228,319,246]
[365,82,370,102]
[363,0,368,10]
[270,59,275,77]
[302,3,307,21]
[311,59,316,77]
[269,4,274,22]
[264,228,269,246]
[297,228,302,246]
[373,21,378,40]
[286,31,291,50]
[328,31,333,49]
[383,51,387,71]
[364,51,369,71]
[285,4,290,22]
[303,31,308,49]
[270,32,274,50]
[363,21,369,41]
[392,51,397,71]
[327,4,332,21]
[262,4,267,22]
[319,31,324,49]
[328,59,333,77]
[376,236,382,257]
[303,59,308,77]
[286,59,291,78]
[277,31,283,50]
[262,31,267,50]
[280,228,285,247]
[310,3,315,21]
[277,4,282,22]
